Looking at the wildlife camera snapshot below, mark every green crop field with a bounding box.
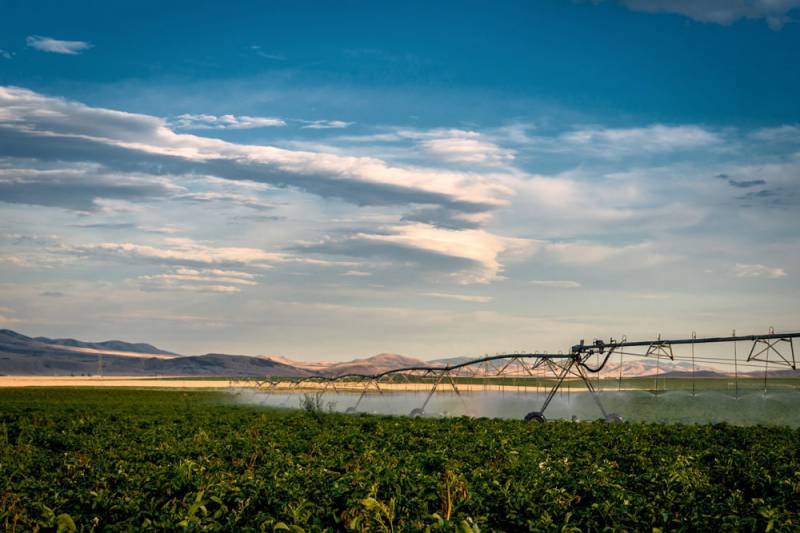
[2,389,799,531]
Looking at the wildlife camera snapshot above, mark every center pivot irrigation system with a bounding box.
[247,329,799,422]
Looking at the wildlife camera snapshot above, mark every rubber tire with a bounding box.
[409,407,425,417]
[345,407,356,414]
[605,413,623,423]
[524,411,546,423]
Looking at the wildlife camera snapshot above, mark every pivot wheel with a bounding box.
[524,411,546,423]
[345,407,357,414]
[409,407,425,417]
[605,413,623,423]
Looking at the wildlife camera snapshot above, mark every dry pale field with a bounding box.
[0,376,567,392]
[0,376,233,388]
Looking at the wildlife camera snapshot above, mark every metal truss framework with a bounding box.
[243,330,800,422]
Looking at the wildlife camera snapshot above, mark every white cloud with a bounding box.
[172,113,286,130]
[148,267,257,285]
[0,164,183,211]
[70,238,286,267]
[420,292,493,303]
[343,127,515,166]
[137,281,243,293]
[552,241,673,267]
[0,49,13,60]
[529,280,581,288]
[734,263,786,278]
[332,127,516,167]
[301,120,352,129]
[134,267,258,293]
[558,124,720,157]
[0,87,521,282]
[421,133,515,165]
[0,310,21,326]
[64,238,363,272]
[0,87,509,214]
[342,270,371,277]
[26,35,92,55]
[0,306,23,327]
[751,124,800,143]
[541,241,623,265]
[620,0,800,30]
[347,223,531,283]
[175,191,276,210]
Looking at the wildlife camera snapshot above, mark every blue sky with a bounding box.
[1,1,799,359]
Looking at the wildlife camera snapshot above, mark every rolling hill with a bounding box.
[33,335,176,355]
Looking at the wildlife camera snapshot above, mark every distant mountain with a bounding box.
[33,335,176,355]
[650,370,728,379]
[593,358,722,378]
[259,353,431,376]
[0,329,312,377]
[323,353,427,376]
[427,356,474,367]
[261,355,333,372]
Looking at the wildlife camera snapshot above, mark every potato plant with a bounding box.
[1,389,798,531]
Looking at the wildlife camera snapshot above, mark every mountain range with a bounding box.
[0,329,308,377]
[1,329,797,379]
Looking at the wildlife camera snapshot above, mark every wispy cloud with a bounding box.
[301,120,352,129]
[62,237,363,273]
[0,87,508,219]
[137,281,243,293]
[304,223,531,284]
[734,263,786,279]
[420,131,515,166]
[69,238,286,267]
[0,165,182,211]
[0,49,13,60]
[0,306,21,326]
[172,113,285,130]
[619,0,800,30]
[751,124,800,142]
[147,267,257,285]
[420,292,492,303]
[40,291,65,297]
[342,270,371,277]
[134,267,258,293]
[174,191,276,210]
[338,127,514,166]
[249,45,286,61]
[26,35,92,55]
[714,173,766,188]
[557,124,721,157]
[540,241,671,267]
[529,280,581,288]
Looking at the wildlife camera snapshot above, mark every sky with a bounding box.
[0,0,799,360]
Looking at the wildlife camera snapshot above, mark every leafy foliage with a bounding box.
[1,388,799,531]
